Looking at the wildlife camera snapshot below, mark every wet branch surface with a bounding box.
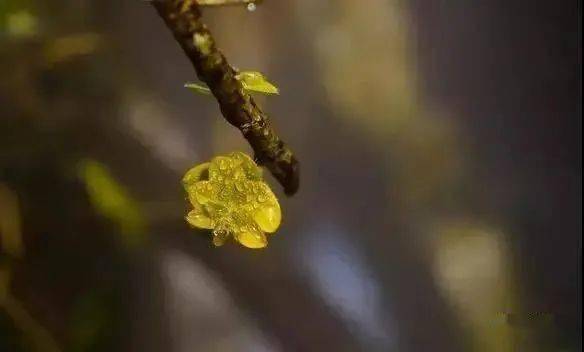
[151,0,299,195]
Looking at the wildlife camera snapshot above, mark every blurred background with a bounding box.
[0,0,581,351]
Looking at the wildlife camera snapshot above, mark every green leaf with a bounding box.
[184,82,212,95]
[77,159,146,248]
[184,70,279,97]
[236,71,279,95]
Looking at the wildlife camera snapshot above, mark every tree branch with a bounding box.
[195,0,262,7]
[151,0,299,195]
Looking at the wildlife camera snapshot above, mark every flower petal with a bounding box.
[182,162,210,187]
[193,181,217,205]
[229,151,262,180]
[186,208,214,229]
[235,227,267,249]
[208,156,234,180]
[253,203,281,233]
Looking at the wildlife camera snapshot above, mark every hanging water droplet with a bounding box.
[212,228,229,247]
[247,2,256,12]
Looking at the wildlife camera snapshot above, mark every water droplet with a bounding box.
[247,2,256,12]
[212,228,229,246]
[218,158,232,171]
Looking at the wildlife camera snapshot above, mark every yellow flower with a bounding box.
[182,152,281,249]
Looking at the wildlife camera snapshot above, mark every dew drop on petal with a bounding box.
[194,182,213,204]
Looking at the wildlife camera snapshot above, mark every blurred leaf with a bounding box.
[0,265,10,302]
[0,184,24,259]
[44,32,102,65]
[5,10,37,38]
[68,291,117,352]
[77,159,147,248]
[0,265,61,352]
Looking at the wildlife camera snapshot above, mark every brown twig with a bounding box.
[151,0,299,195]
[195,0,262,7]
